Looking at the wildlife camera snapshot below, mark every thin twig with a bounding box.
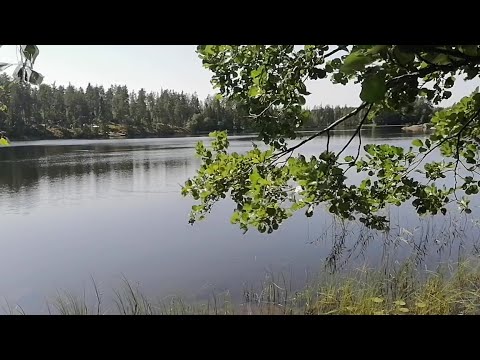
[385,55,478,88]
[405,107,480,177]
[337,104,373,158]
[270,103,368,160]
[326,130,330,153]
[323,45,348,59]
[454,132,462,193]
[344,110,368,175]
[248,100,277,119]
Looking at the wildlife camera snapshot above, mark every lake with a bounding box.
[1,127,479,313]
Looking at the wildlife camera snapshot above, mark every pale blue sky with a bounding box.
[1,45,479,107]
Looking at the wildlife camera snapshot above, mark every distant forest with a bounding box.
[0,74,437,140]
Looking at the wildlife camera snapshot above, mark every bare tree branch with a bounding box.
[326,130,330,153]
[324,46,348,59]
[270,102,369,160]
[337,104,373,158]
[248,100,277,119]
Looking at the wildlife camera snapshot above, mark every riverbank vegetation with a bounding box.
[3,257,479,315]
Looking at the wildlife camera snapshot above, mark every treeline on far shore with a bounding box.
[0,74,437,140]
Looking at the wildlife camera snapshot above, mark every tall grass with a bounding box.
[15,257,477,315]
[300,259,480,315]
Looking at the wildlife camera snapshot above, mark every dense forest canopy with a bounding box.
[181,45,480,233]
[0,73,434,139]
[0,73,246,138]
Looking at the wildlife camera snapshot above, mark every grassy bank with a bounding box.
[300,260,480,315]
[4,258,480,315]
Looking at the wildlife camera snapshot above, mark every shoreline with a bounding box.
[6,124,416,142]
[5,256,480,315]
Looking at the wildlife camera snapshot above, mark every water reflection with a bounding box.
[308,212,480,273]
[0,143,196,213]
[0,133,478,314]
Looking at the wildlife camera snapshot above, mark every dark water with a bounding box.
[1,127,479,313]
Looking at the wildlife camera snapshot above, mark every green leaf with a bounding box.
[203,45,215,55]
[230,212,240,224]
[248,86,261,97]
[0,137,10,146]
[341,51,374,74]
[360,74,386,103]
[249,171,261,184]
[314,68,327,78]
[412,139,423,147]
[21,45,39,64]
[432,53,451,65]
[366,45,387,55]
[266,207,276,216]
[445,77,455,88]
[393,47,415,65]
[459,45,478,56]
[250,66,264,79]
[364,144,376,155]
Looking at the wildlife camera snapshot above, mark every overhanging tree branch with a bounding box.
[323,46,348,59]
[270,102,369,160]
[186,44,480,233]
[404,45,480,62]
[337,104,373,158]
[386,56,480,88]
[405,107,480,176]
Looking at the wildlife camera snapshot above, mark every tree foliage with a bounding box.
[0,74,254,139]
[182,45,480,232]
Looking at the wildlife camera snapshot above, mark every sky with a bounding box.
[1,45,479,107]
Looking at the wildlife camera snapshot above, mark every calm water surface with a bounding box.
[1,127,479,313]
